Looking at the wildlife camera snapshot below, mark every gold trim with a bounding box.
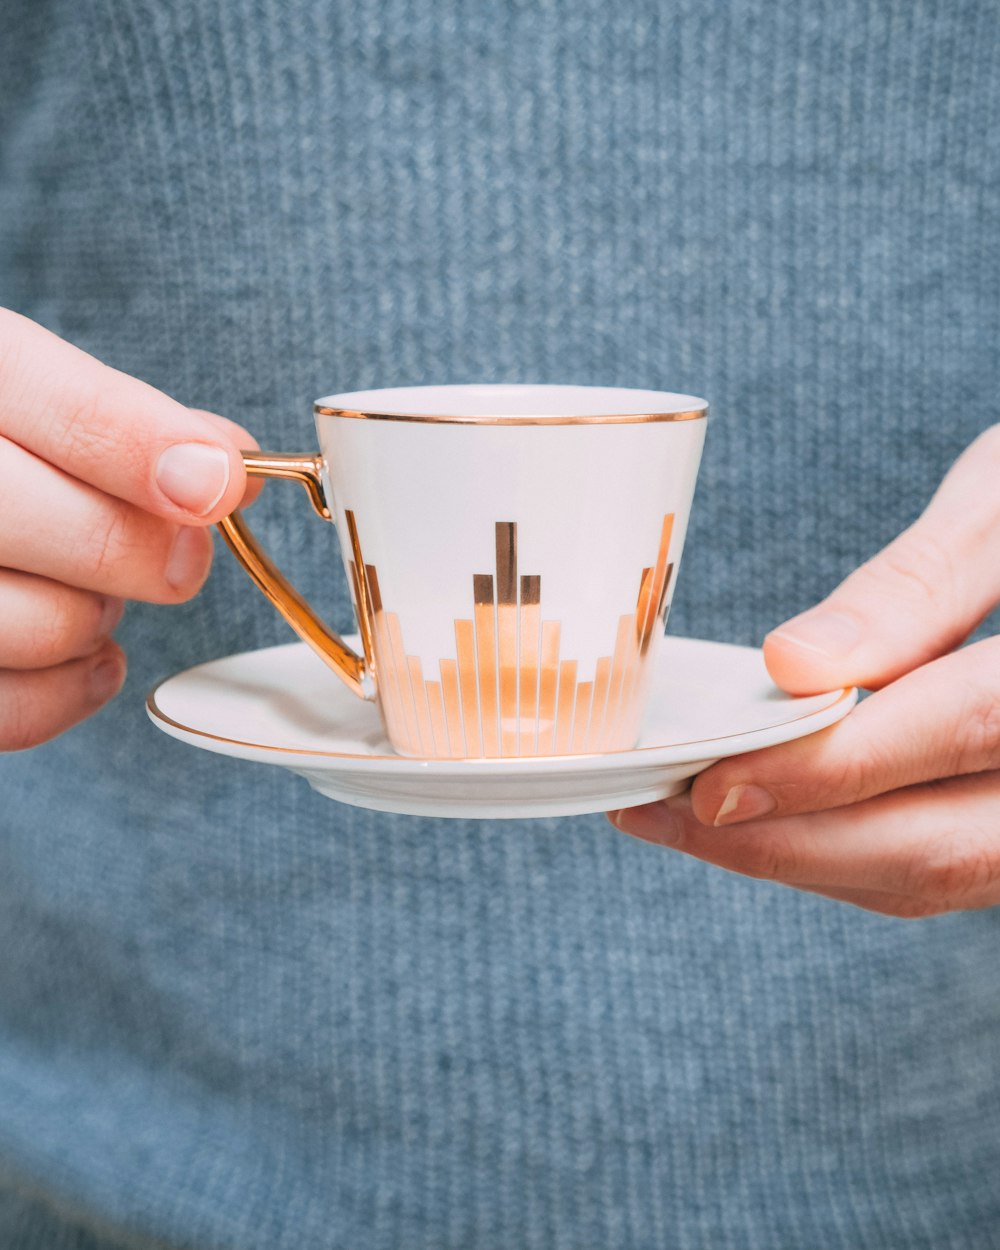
[572,681,594,754]
[601,616,633,751]
[519,579,541,755]
[387,612,421,749]
[407,655,435,756]
[314,405,708,425]
[589,656,613,753]
[365,565,403,735]
[555,660,577,754]
[217,451,371,701]
[474,576,500,756]
[538,622,561,755]
[455,619,483,756]
[496,523,518,756]
[240,452,331,519]
[344,512,376,669]
[426,680,449,757]
[440,659,466,757]
[147,674,856,761]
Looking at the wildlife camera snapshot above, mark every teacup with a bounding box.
[219,384,707,758]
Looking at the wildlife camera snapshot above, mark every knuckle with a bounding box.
[781,724,899,811]
[951,678,1000,775]
[908,830,1000,907]
[80,505,140,584]
[729,827,800,883]
[52,364,111,455]
[862,527,956,610]
[43,364,146,483]
[823,739,895,807]
[44,371,106,460]
[28,589,105,666]
[0,680,46,752]
[27,595,82,666]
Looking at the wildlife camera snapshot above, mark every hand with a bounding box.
[0,309,257,750]
[609,424,1000,918]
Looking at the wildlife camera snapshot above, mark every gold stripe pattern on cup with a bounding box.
[347,512,676,758]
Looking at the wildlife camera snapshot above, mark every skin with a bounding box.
[0,308,259,750]
[609,422,1000,918]
[6,310,998,921]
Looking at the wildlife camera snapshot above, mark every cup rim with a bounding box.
[314,383,708,425]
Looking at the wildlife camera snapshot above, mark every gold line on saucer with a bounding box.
[145,678,855,763]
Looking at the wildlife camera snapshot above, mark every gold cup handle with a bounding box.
[217,451,375,700]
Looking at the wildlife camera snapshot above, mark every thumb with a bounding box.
[189,409,264,508]
[763,424,1000,694]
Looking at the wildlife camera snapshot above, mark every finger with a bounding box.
[793,883,945,920]
[0,639,126,752]
[0,569,124,668]
[190,410,264,507]
[0,436,213,601]
[609,771,1000,910]
[687,635,1000,825]
[763,423,1000,694]
[0,309,249,521]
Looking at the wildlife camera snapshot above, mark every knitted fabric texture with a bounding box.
[1,1,999,1247]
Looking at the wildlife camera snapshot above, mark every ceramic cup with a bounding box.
[219,384,708,759]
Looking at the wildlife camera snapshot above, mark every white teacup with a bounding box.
[219,384,708,759]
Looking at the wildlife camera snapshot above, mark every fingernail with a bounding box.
[768,610,861,659]
[98,596,125,637]
[714,783,777,827]
[155,443,230,516]
[608,803,684,846]
[165,527,210,590]
[90,655,125,702]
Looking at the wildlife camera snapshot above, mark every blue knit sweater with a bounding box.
[1,2,999,1247]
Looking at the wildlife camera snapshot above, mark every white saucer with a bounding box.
[147,637,855,819]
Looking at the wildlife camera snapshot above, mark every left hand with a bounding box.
[608,424,1000,919]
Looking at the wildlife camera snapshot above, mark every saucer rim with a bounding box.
[146,638,856,771]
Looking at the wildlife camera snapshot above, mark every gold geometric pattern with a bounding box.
[346,512,675,758]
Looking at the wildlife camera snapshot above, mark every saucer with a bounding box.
[146,636,856,820]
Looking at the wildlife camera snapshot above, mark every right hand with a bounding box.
[0,308,257,750]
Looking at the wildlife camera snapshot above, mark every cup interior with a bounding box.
[315,383,706,419]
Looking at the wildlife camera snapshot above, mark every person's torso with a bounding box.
[1,2,999,1246]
